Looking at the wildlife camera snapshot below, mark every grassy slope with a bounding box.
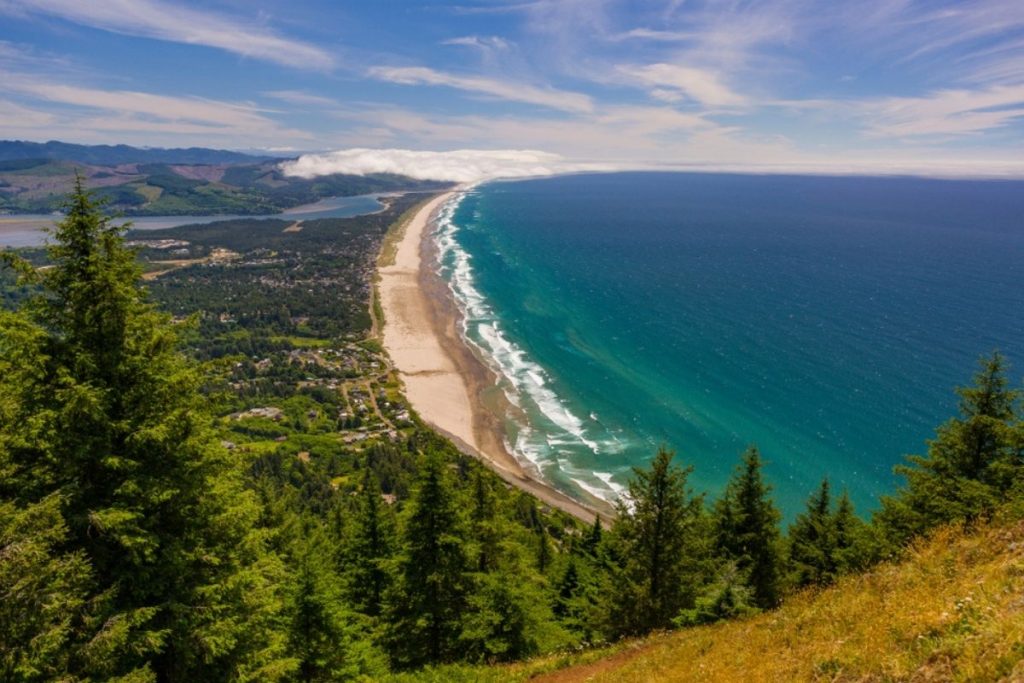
[400,517,1024,682]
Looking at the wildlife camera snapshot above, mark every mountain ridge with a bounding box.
[0,139,277,166]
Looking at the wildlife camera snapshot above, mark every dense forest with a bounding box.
[1,183,1022,681]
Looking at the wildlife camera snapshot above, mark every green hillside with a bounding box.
[389,514,1024,682]
[0,156,449,216]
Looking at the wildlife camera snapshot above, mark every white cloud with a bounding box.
[0,97,56,128]
[620,63,748,108]
[442,35,512,51]
[0,0,334,69]
[279,148,605,183]
[769,83,1024,139]
[367,65,594,113]
[263,90,339,107]
[0,69,312,145]
[863,84,1024,137]
[611,28,696,43]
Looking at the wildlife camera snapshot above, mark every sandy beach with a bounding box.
[378,191,613,524]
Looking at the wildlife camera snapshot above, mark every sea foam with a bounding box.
[433,191,627,502]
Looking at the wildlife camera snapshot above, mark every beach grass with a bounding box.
[377,195,436,268]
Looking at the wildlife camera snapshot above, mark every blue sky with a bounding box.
[1,0,1023,175]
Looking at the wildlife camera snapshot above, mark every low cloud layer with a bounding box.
[279,148,602,183]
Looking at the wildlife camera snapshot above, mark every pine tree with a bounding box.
[714,446,783,609]
[344,468,395,617]
[289,524,384,682]
[582,517,603,558]
[469,468,502,572]
[787,478,836,588]
[553,558,581,620]
[0,496,95,682]
[384,451,471,668]
[607,447,706,636]
[0,180,292,681]
[536,523,553,573]
[877,353,1022,546]
[832,489,868,574]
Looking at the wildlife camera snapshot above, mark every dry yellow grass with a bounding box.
[540,518,1024,683]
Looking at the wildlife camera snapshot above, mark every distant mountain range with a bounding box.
[0,140,275,166]
[0,140,450,216]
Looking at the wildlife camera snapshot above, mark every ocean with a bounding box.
[434,172,1024,517]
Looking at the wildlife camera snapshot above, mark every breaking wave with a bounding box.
[433,191,627,502]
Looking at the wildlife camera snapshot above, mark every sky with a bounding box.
[2,0,1024,177]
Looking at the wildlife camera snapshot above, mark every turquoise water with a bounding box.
[434,172,1024,517]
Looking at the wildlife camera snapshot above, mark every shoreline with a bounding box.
[378,190,614,525]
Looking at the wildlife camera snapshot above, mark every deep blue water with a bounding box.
[435,172,1024,517]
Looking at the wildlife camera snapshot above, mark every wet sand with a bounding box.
[378,192,613,524]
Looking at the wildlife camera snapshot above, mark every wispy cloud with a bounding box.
[263,90,339,107]
[324,102,743,165]
[1,68,311,145]
[0,97,57,128]
[442,35,512,51]
[0,0,334,69]
[864,84,1024,137]
[610,28,695,43]
[367,65,594,113]
[619,63,747,107]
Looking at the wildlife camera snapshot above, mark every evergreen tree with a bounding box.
[832,490,868,574]
[877,353,1022,546]
[714,446,783,609]
[553,558,581,621]
[344,468,395,617]
[551,554,601,643]
[469,468,502,573]
[384,451,471,668]
[460,534,566,664]
[0,180,292,681]
[536,523,553,573]
[0,496,96,682]
[607,447,706,636]
[582,517,603,558]
[787,478,836,588]
[288,524,384,682]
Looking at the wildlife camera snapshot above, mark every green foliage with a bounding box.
[0,496,97,683]
[788,479,837,587]
[0,180,292,680]
[343,468,396,617]
[287,524,385,681]
[8,182,1024,680]
[831,490,870,575]
[385,452,472,668]
[714,446,784,609]
[876,353,1023,548]
[606,447,708,636]
[460,568,556,663]
[787,480,871,589]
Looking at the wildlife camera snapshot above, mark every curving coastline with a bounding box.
[377,190,613,524]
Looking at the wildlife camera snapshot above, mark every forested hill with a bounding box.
[0,139,271,165]
[0,140,451,216]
